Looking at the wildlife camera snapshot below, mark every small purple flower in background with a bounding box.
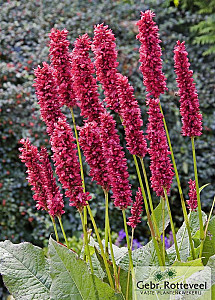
[115,229,126,246]
[132,239,142,250]
[161,231,174,249]
[115,229,142,250]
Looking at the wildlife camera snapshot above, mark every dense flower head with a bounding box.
[127,188,143,228]
[116,73,148,158]
[136,10,168,100]
[19,138,48,211]
[174,41,202,137]
[50,118,91,210]
[146,98,174,197]
[39,148,64,217]
[186,179,198,211]
[49,28,77,107]
[92,23,120,112]
[71,34,105,122]
[79,121,110,191]
[99,111,132,209]
[33,62,66,135]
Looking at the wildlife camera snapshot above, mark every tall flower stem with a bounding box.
[80,211,94,274]
[87,205,115,289]
[161,196,165,264]
[122,209,137,300]
[159,102,195,259]
[104,190,109,258]
[191,137,204,245]
[163,188,181,261]
[126,228,134,300]
[50,215,59,242]
[104,191,120,291]
[57,216,69,248]
[139,157,161,242]
[133,155,164,266]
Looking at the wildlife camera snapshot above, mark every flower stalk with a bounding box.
[50,215,59,242]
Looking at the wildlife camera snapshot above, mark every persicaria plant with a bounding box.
[0,10,214,300]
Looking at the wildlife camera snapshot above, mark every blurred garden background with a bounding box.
[0,0,215,298]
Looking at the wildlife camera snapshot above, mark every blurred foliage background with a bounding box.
[0,0,215,297]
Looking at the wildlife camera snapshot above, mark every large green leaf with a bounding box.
[0,240,51,300]
[151,201,169,234]
[202,216,215,265]
[167,211,207,264]
[206,255,215,297]
[48,237,124,300]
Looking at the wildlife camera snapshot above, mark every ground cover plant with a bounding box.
[0,8,215,300]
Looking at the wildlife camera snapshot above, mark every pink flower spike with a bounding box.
[92,23,120,112]
[49,28,77,108]
[79,121,110,191]
[186,179,198,211]
[116,73,148,158]
[50,118,91,210]
[99,111,132,209]
[174,41,202,137]
[136,10,168,100]
[19,138,48,212]
[127,188,143,229]
[146,98,174,197]
[39,148,64,217]
[33,62,66,135]
[71,34,105,122]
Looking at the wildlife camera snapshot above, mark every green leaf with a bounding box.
[173,258,202,267]
[206,255,215,298]
[167,211,207,264]
[202,216,215,265]
[199,183,210,193]
[48,237,124,300]
[0,240,51,300]
[151,201,170,235]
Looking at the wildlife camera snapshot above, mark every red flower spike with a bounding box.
[34,62,66,135]
[39,148,64,217]
[49,28,77,108]
[50,118,91,210]
[174,41,202,137]
[79,121,110,191]
[146,99,174,197]
[100,111,132,209]
[127,188,143,229]
[71,34,105,122]
[136,10,168,100]
[116,73,148,158]
[19,139,64,217]
[186,179,198,211]
[92,24,120,112]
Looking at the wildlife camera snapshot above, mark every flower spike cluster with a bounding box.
[71,34,105,122]
[116,73,148,158]
[49,28,77,108]
[34,62,66,135]
[79,121,110,191]
[39,148,65,217]
[146,99,174,197]
[50,118,91,210]
[92,23,120,112]
[99,111,132,209]
[174,41,202,137]
[136,10,168,100]
[186,179,198,211]
[19,139,64,216]
[127,188,143,228]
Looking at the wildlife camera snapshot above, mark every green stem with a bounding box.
[139,157,161,242]
[163,188,181,261]
[104,190,109,259]
[122,210,137,300]
[80,211,94,274]
[161,197,165,264]
[133,155,164,266]
[191,137,204,246]
[126,228,134,300]
[50,215,59,242]
[58,216,69,248]
[87,205,115,289]
[159,102,195,260]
